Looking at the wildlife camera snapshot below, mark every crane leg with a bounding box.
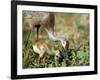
[36,25,40,41]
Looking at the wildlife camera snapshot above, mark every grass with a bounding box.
[23,40,89,68]
[22,12,90,68]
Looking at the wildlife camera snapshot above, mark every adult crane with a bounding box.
[23,11,69,51]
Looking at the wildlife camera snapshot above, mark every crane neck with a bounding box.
[47,30,66,42]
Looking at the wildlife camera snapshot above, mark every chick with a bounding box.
[33,41,50,63]
[55,40,69,62]
[55,50,63,62]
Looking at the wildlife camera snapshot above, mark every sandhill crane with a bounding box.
[23,11,69,51]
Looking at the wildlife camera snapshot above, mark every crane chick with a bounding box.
[33,41,50,63]
[55,50,63,62]
[55,40,69,62]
